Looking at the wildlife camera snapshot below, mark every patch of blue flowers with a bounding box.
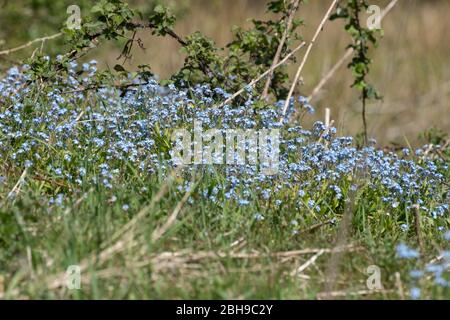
[0,60,448,213]
[1,57,448,298]
[397,235,450,299]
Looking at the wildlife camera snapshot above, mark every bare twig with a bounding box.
[307,0,399,103]
[262,0,301,99]
[299,219,335,234]
[291,249,325,276]
[142,245,363,265]
[130,22,187,46]
[280,0,339,123]
[316,289,394,299]
[151,185,193,242]
[217,41,306,108]
[6,168,27,199]
[308,49,353,102]
[43,244,362,290]
[0,33,62,56]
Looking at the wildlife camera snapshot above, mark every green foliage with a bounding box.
[0,0,159,57]
[167,0,304,100]
[148,5,177,36]
[330,0,380,94]
[64,0,136,51]
[0,0,89,50]
[420,128,449,147]
[4,0,389,135]
[330,0,383,142]
[18,0,304,101]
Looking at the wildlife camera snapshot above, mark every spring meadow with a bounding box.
[0,0,449,302]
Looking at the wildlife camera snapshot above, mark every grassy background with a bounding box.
[0,0,449,300]
[1,167,447,299]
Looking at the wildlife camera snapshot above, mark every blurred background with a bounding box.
[0,0,449,146]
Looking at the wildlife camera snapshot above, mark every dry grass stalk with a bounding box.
[412,204,425,255]
[395,272,405,300]
[316,289,394,299]
[262,0,301,99]
[299,218,335,234]
[45,170,192,289]
[151,186,193,242]
[105,168,180,247]
[6,168,27,199]
[323,174,360,298]
[217,41,306,108]
[0,275,4,297]
[0,33,62,56]
[43,244,362,290]
[291,249,325,276]
[325,107,331,128]
[307,0,399,103]
[280,0,339,123]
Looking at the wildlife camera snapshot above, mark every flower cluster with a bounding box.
[1,57,449,298]
[397,234,450,299]
[0,60,448,225]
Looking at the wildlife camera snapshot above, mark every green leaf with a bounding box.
[91,4,103,14]
[113,64,126,72]
[154,5,165,14]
